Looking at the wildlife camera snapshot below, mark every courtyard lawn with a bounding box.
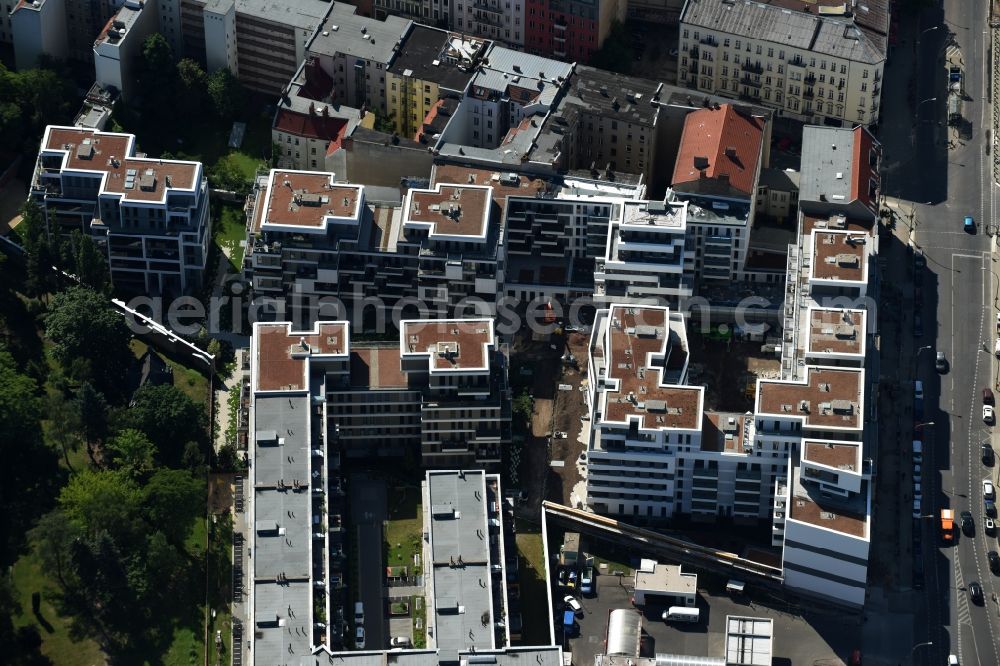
[384,485,423,577]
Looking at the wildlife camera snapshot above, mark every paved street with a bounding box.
[879,0,1000,663]
[350,475,388,650]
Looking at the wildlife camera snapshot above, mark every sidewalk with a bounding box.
[213,349,244,453]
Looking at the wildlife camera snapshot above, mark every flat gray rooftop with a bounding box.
[253,581,313,664]
[427,471,494,655]
[798,125,858,203]
[308,2,412,64]
[236,0,331,30]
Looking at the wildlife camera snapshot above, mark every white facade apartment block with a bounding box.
[31,126,211,295]
[678,0,886,127]
[203,0,237,74]
[11,0,67,71]
[454,0,524,47]
[93,0,159,102]
[595,200,694,307]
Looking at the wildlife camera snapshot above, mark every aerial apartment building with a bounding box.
[30,126,211,295]
[10,0,68,71]
[668,103,765,283]
[247,320,550,659]
[580,123,880,607]
[93,0,159,102]
[678,0,888,127]
[243,168,505,325]
[453,0,525,46]
[524,0,626,62]
[252,317,509,467]
[166,0,333,93]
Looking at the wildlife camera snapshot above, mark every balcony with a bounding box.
[804,73,815,85]
[788,57,805,67]
[740,75,762,88]
[699,36,718,47]
[689,47,700,59]
[803,89,814,99]
[742,61,763,74]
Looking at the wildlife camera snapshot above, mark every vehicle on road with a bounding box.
[662,606,700,623]
[985,405,996,424]
[390,637,412,648]
[986,499,997,517]
[913,464,922,484]
[965,216,976,233]
[969,580,984,604]
[914,380,924,401]
[936,351,947,372]
[985,480,996,500]
[912,498,922,519]
[563,595,582,614]
[356,626,366,649]
[354,602,365,625]
[912,440,923,464]
[986,388,996,405]
[989,551,1000,575]
[580,566,594,595]
[984,444,995,465]
[941,509,955,542]
[961,510,975,536]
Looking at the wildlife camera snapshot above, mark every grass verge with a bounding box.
[514,526,550,646]
[385,485,423,577]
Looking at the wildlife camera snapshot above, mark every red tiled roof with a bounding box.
[274,108,348,142]
[671,104,764,197]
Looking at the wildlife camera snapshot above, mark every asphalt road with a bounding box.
[886,1,1000,663]
[350,476,388,650]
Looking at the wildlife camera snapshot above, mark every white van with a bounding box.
[662,606,700,623]
[354,602,365,625]
[912,440,923,464]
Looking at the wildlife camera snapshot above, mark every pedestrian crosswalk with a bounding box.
[946,45,963,64]
[955,557,972,628]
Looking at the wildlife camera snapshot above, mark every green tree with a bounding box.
[208,153,252,194]
[0,346,61,567]
[512,390,534,424]
[206,68,245,121]
[19,199,59,298]
[142,468,204,546]
[45,392,84,469]
[59,469,142,543]
[182,440,206,473]
[29,510,80,590]
[104,429,155,478]
[70,231,110,293]
[74,382,109,446]
[122,384,207,465]
[176,58,208,118]
[45,287,132,398]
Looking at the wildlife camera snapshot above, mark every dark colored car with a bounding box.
[986,388,996,405]
[961,511,975,536]
[970,580,985,604]
[987,499,997,518]
[984,444,996,466]
[989,551,1000,575]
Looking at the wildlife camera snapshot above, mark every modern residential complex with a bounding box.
[678,0,888,127]
[582,122,881,607]
[30,126,211,295]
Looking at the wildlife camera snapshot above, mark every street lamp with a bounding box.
[918,345,933,356]
[911,641,934,658]
[914,421,935,430]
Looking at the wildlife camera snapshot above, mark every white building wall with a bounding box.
[203,0,237,74]
[781,518,869,606]
[12,0,68,71]
[93,3,158,101]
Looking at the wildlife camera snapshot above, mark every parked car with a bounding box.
[390,637,412,648]
[984,444,995,466]
[936,352,948,372]
[986,499,997,518]
[962,510,975,536]
[986,405,996,425]
[986,517,996,535]
[965,216,977,233]
[355,626,366,649]
[986,388,996,405]
[969,580,985,604]
[985,480,996,500]
[989,551,1000,575]
[564,595,583,614]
